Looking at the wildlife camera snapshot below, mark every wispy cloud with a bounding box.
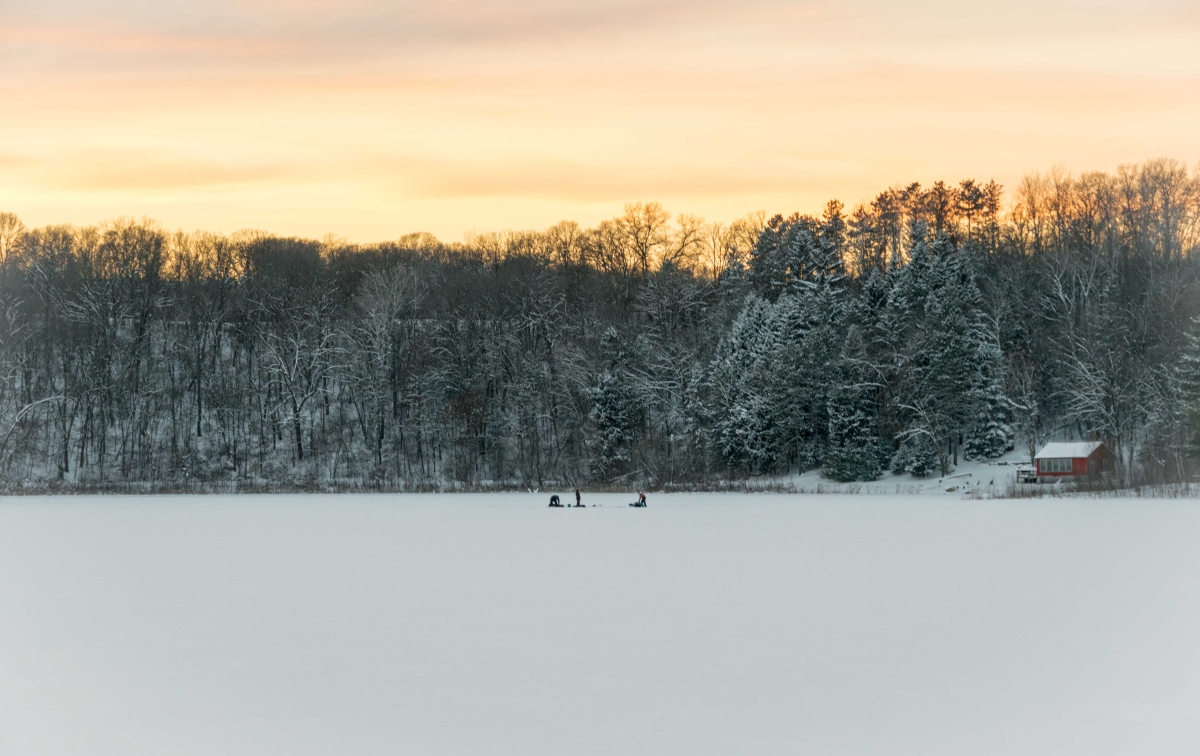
[8,150,296,192]
[375,154,849,202]
[1,2,1171,71]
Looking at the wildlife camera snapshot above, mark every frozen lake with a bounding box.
[2,492,1199,755]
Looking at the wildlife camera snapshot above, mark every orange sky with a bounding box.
[1,0,1198,242]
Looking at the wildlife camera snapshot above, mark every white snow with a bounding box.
[2,492,1200,755]
[761,447,1034,495]
[1035,441,1104,459]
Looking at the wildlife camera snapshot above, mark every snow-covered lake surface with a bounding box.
[2,493,1199,755]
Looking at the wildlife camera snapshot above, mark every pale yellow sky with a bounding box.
[1,0,1197,242]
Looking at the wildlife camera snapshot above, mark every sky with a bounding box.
[1,0,1198,242]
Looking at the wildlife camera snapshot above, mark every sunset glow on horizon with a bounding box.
[2,0,1198,242]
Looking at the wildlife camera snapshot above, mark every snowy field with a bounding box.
[2,493,1199,756]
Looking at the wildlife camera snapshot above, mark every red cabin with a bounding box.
[1034,441,1117,481]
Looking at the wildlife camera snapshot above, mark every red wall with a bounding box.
[1037,449,1114,477]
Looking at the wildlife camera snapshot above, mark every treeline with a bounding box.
[0,158,1198,490]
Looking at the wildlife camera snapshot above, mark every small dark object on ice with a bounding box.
[549,495,563,507]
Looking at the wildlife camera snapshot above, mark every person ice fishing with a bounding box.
[574,488,582,507]
[549,495,562,507]
[638,491,646,506]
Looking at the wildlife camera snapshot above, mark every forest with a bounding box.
[0,159,1198,491]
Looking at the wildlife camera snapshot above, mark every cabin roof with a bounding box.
[1035,441,1103,460]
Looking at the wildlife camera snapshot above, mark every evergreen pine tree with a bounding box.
[887,228,1007,473]
[588,328,639,482]
[1181,316,1200,453]
[709,295,783,473]
[589,369,635,482]
[890,434,939,477]
[964,333,1013,460]
[823,331,887,481]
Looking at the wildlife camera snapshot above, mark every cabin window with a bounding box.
[1041,458,1072,473]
